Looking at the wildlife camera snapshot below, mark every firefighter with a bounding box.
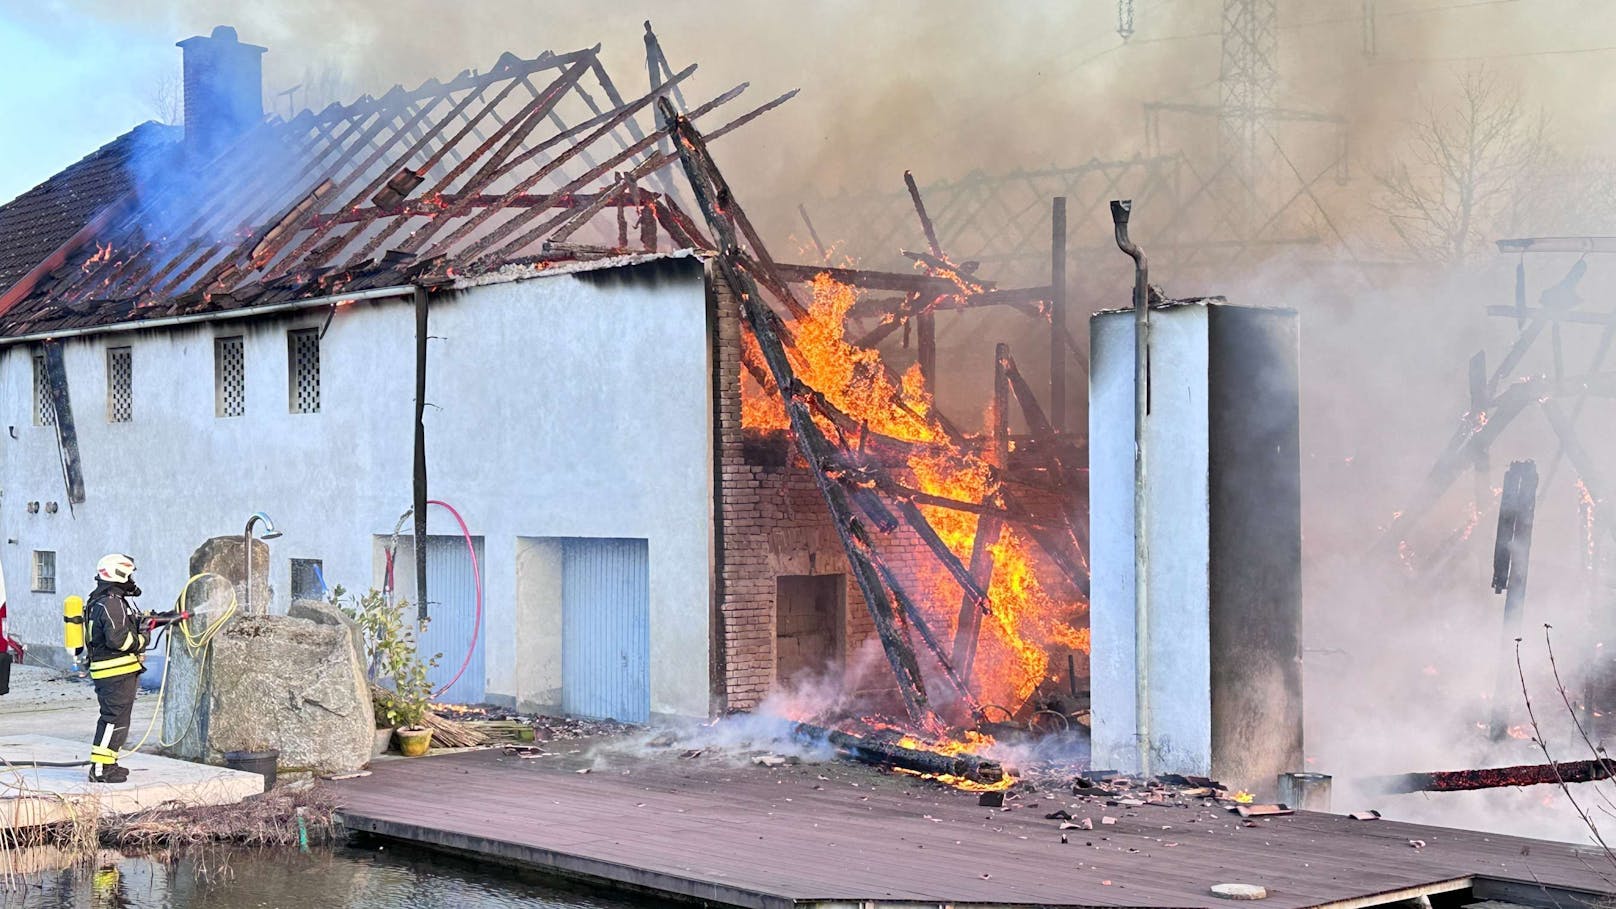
[84,553,150,783]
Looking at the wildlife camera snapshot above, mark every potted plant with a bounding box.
[339,586,441,758]
[389,638,437,757]
[332,586,398,754]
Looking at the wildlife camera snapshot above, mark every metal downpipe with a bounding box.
[1111,199,1152,777]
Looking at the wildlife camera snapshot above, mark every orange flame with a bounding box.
[81,242,113,273]
[741,274,1087,710]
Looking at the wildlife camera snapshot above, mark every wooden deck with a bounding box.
[333,743,1616,909]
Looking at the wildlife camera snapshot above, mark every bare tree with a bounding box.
[1375,68,1549,264]
[148,72,183,126]
[1510,150,1616,238]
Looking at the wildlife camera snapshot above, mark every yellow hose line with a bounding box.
[120,573,239,757]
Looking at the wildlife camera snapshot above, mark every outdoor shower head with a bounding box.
[245,511,282,540]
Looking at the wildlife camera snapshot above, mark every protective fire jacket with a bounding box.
[86,580,147,680]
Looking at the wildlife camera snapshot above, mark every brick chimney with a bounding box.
[176,26,267,159]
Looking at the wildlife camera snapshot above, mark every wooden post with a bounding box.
[952,343,1011,682]
[638,187,658,251]
[1050,197,1068,431]
[413,285,430,622]
[918,316,936,390]
[615,176,630,249]
[797,203,829,262]
[1468,351,1490,574]
[1487,460,1537,740]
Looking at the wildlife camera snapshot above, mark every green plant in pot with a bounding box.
[338,586,441,757]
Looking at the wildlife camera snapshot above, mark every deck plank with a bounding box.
[333,747,1615,908]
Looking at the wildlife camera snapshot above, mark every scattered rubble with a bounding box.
[431,704,640,743]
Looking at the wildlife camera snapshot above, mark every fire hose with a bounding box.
[2,574,235,770]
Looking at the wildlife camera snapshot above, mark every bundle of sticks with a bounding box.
[369,683,490,749]
[420,709,490,748]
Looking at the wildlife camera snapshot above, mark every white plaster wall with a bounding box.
[1089,305,1213,775]
[513,537,564,710]
[0,261,714,716]
[1088,312,1139,772]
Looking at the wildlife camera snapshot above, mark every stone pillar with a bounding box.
[164,538,373,773]
[1089,301,1302,792]
[165,536,269,757]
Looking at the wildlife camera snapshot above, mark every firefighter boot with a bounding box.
[88,756,129,783]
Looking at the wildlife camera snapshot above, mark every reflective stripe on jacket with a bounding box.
[86,581,146,667]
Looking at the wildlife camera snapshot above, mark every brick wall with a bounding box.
[709,265,1088,716]
[711,266,876,712]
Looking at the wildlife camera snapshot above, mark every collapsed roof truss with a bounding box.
[3,34,796,334]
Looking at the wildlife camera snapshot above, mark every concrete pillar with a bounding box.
[1089,301,1302,791]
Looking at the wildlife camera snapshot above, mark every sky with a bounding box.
[0,7,176,203]
[5,0,1616,212]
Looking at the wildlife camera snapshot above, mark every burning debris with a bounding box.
[791,721,1007,788]
[666,99,1090,759]
[1367,758,1616,795]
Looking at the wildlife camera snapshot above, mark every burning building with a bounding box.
[0,25,786,720]
[0,24,1093,736]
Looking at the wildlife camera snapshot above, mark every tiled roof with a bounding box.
[0,122,180,302]
[0,42,791,338]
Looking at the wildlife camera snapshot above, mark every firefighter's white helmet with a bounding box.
[96,554,135,583]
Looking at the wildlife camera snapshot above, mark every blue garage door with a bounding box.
[561,538,650,723]
[419,534,486,704]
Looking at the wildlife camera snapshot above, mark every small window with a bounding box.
[291,558,326,601]
[216,336,244,418]
[32,353,56,427]
[288,328,320,414]
[107,346,132,423]
[31,551,55,594]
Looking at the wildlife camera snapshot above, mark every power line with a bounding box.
[1374,42,1616,64]
[1287,0,1527,32]
[1110,0,1532,47]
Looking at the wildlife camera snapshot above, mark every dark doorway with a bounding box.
[775,574,845,685]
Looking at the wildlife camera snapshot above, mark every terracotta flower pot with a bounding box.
[396,726,433,757]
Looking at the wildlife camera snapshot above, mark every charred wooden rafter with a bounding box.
[952,343,1011,684]
[4,39,800,333]
[791,722,1003,783]
[665,97,937,727]
[903,171,945,388]
[774,262,993,296]
[1375,377,1547,553]
[664,103,1092,719]
[1369,758,1615,794]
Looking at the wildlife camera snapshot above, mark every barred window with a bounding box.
[32,353,55,427]
[288,328,320,414]
[107,346,132,423]
[31,551,55,594]
[216,336,244,418]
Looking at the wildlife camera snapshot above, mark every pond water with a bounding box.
[2,840,653,908]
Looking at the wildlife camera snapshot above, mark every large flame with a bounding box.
[742,274,1087,711]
